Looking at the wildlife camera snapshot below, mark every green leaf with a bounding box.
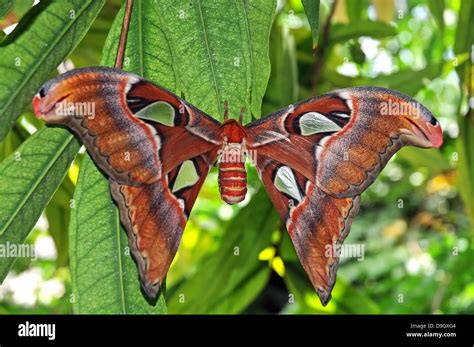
[427,0,445,32]
[302,0,320,49]
[166,189,278,314]
[330,20,397,44]
[45,175,76,267]
[0,0,14,19]
[243,0,277,119]
[263,21,298,115]
[0,0,105,141]
[69,156,166,314]
[69,0,171,314]
[0,128,79,281]
[154,0,276,122]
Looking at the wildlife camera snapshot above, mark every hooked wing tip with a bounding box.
[140,278,162,301]
[317,289,332,307]
[314,272,337,307]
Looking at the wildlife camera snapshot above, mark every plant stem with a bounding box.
[115,0,134,69]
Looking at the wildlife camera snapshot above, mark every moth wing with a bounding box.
[246,87,442,304]
[33,66,224,298]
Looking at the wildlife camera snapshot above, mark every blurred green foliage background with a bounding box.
[0,0,472,314]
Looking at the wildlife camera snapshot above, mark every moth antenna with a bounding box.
[239,107,246,124]
[115,0,134,69]
[223,100,229,121]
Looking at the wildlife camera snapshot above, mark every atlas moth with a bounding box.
[33,67,442,305]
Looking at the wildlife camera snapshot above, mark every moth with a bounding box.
[32,67,443,305]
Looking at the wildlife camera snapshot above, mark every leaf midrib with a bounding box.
[0,132,74,236]
[241,0,255,118]
[0,1,95,117]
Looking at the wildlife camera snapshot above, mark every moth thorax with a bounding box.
[218,143,247,205]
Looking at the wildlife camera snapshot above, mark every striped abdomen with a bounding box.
[218,143,247,204]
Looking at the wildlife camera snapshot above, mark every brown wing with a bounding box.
[255,154,360,305]
[33,66,223,299]
[247,87,443,305]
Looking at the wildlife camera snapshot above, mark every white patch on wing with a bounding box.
[315,136,331,162]
[136,101,175,126]
[252,130,290,146]
[172,160,199,193]
[332,112,350,118]
[299,112,341,135]
[337,91,353,111]
[177,199,186,213]
[266,131,290,142]
[274,166,302,203]
[124,75,140,93]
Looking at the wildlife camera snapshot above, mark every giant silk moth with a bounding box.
[32,67,442,305]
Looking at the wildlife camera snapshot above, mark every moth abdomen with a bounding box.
[218,144,247,205]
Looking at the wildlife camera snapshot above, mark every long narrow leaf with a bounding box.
[0,128,79,281]
[302,0,320,49]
